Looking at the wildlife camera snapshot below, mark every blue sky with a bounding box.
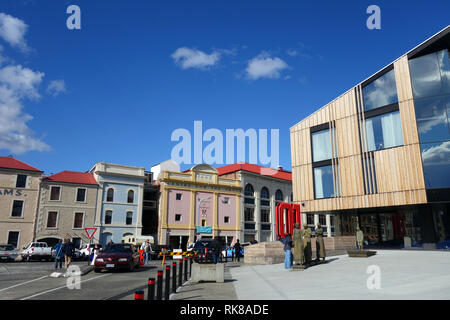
[0,0,449,175]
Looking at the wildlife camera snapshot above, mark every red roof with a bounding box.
[0,157,42,172]
[217,163,292,181]
[45,171,98,185]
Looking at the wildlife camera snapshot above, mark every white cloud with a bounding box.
[47,79,66,97]
[245,53,289,80]
[171,47,220,70]
[286,49,298,57]
[0,13,29,52]
[0,13,50,155]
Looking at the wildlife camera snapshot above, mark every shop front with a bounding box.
[333,204,450,250]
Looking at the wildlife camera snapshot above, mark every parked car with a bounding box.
[192,239,222,264]
[0,244,19,262]
[94,243,140,272]
[78,244,102,260]
[21,242,52,262]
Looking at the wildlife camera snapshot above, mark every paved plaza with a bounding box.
[173,250,450,300]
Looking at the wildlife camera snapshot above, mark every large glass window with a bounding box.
[421,142,450,189]
[314,165,336,199]
[363,69,399,111]
[414,96,450,143]
[312,129,332,162]
[409,49,450,99]
[365,111,404,151]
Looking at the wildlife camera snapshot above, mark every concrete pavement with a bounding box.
[172,250,450,300]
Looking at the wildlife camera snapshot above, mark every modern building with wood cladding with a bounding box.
[290,26,450,250]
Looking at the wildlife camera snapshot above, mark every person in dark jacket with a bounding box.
[63,239,74,269]
[52,239,64,269]
[233,239,241,262]
[280,234,293,269]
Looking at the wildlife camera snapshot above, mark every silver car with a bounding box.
[0,244,19,262]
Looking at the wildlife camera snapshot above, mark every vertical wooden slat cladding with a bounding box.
[290,52,428,213]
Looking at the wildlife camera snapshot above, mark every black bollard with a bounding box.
[189,255,193,277]
[172,262,177,293]
[134,290,144,300]
[147,278,155,300]
[178,260,183,287]
[184,257,188,282]
[156,270,163,300]
[165,265,171,300]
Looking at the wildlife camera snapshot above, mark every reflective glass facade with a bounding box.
[409,49,450,190]
[363,69,399,111]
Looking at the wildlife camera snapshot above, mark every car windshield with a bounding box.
[0,245,14,251]
[103,244,133,253]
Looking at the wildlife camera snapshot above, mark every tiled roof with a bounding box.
[216,163,292,181]
[0,157,42,172]
[45,171,98,185]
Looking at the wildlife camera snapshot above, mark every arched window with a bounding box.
[244,184,254,197]
[106,188,114,202]
[275,190,283,202]
[261,187,270,199]
[105,210,112,224]
[127,190,134,203]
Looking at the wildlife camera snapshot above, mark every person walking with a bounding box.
[140,240,152,264]
[233,239,241,262]
[63,238,74,269]
[280,234,293,270]
[52,239,64,270]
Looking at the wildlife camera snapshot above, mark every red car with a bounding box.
[94,244,140,272]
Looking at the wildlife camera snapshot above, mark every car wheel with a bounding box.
[26,255,31,262]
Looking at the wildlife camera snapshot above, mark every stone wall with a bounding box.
[244,236,357,265]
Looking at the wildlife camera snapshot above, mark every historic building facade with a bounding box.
[157,164,241,249]
[35,171,99,248]
[89,162,145,245]
[0,157,43,249]
[217,163,293,243]
[290,26,450,249]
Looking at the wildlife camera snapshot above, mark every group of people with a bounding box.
[281,223,326,270]
[52,239,75,270]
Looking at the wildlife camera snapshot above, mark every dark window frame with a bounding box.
[46,211,58,228]
[11,200,24,217]
[16,174,27,188]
